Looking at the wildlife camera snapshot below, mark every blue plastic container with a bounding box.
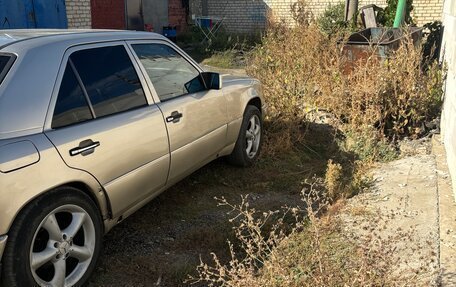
[163,26,177,42]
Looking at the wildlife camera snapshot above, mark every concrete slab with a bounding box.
[341,154,440,285]
[432,135,456,285]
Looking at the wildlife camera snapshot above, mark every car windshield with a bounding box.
[0,55,13,85]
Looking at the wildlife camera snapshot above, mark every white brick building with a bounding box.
[190,0,444,33]
[65,0,92,29]
[441,0,456,196]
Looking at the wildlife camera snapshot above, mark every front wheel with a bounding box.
[1,187,102,287]
[227,105,263,167]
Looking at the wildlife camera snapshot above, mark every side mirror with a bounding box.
[201,72,222,90]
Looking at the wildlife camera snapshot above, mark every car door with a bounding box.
[128,41,228,184]
[45,42,169,217]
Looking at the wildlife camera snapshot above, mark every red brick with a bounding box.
[168,0,188,32]
[91,0,126,29]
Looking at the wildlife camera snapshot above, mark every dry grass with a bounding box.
[187,6,444,287]
[91,5,444,286]
[247,20,444,161]
[188,179,429,286]
[324,160,343,200]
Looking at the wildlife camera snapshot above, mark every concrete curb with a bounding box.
[432,135,456,286]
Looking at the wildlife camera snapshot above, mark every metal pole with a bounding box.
[344,0,350,21]
[346,0,359,22]
[393,0,407,27]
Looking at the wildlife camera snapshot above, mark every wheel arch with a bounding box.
[246,97,262,114]
[0,178,111,238]
[60,181,110,225]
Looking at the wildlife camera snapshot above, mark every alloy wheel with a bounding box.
[29,204,96,286]
[245,114,261,159]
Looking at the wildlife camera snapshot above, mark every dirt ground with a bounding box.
[87,161,306,286]
[86,119,349,286]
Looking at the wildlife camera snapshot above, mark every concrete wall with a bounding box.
[441,0,456,196]
[143,0,169,34]
[190,0,444,33]
[65,0,92,28]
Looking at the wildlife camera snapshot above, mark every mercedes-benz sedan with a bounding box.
[0,30,263,286]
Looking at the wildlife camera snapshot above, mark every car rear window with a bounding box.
[69,45,147,118]
[52,45,148,129]
[52,64,94,129]
[0,55,15,85]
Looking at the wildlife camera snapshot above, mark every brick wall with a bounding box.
[65,0,92,29]
[268,0,443,26]
[269,0,387,23]
[412,0,444,26]
[206,0,269,33]
[190,0,203,16]
[169,0,188,31]
[90,0,125,29]
[190,0,443,33]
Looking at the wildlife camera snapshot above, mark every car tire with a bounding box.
[1,187,102,287]
[227,105,263,167]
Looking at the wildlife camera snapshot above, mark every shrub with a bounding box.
[324,160,343,200]
[342,128,398,162]
[377,0,414,27]
[188,181,423,286]
[422,21,443,63]
[316,2,348,35]
[291,0,314,27]
[248,22,444,159]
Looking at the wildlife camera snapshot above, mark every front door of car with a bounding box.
[128,41,227,184]
[45,43,170,217]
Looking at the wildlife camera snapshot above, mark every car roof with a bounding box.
[0,29,171,140]
[0,29,166,50]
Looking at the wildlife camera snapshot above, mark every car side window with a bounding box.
[70,45,147,118]
[52,45,148,129]
[131,44,203,101]
[52,64,93,129]
[0,55,15,85]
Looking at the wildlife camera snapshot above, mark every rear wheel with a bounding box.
[227,105,263,167]
[1,187,102,287]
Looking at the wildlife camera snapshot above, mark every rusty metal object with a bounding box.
[341,27,423,73]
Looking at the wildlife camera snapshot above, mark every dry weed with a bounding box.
[248,18,444,160]
[188,178,426,286]
[324,160,343,200]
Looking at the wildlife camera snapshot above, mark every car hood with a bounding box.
[221,74,259,85]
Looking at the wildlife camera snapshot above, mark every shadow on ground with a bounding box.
[88,121,358,286]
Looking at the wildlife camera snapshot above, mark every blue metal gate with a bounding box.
[0,0,68,29]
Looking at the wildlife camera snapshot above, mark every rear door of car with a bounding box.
[127,40,228,185]
[45,42,169,217]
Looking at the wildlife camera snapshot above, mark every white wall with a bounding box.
[65,0,91,29]
[441,0,456,197]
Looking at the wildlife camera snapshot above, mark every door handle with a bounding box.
[166,111,183,123]
[69,139,100,156]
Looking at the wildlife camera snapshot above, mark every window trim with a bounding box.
[68,58,96,119]
[126,40,204,104]
[44,41,155,131]
[0,53,17,86]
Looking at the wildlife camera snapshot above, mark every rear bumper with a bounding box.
[0,235,7,262]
